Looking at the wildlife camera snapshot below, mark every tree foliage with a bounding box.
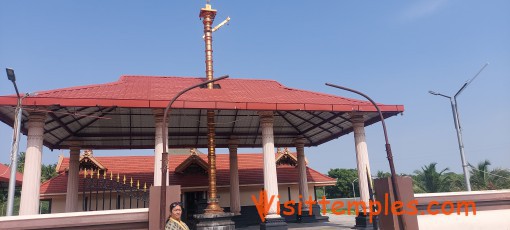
[413,162,450,193]
[376,170,391,178]
[17,152,25,173]
[325,168,359,198]
[17,152,58,183]
[469,159,510,190]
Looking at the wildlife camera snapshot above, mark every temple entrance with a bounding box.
[183,191,207,228]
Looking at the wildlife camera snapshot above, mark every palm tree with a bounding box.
[413,163,449,193]
[470,160,510,190]
[488,168,510,189]
[469,160,491,190]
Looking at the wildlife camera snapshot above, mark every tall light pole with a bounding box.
[325,83,406,229]
[159,75,229,230]
[5,68,23,216]
[351,177,358,199]
[429,62,489,192]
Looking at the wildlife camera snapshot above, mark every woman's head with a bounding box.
[169,202,183,220]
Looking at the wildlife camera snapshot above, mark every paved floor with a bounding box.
[237,214,356,229]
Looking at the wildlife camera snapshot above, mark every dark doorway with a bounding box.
[183,191,207,229]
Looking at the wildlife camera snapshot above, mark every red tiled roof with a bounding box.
[41,153,335,195]
[0,164,23,185]
[1,76,403,112]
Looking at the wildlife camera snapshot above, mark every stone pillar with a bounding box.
[19,112,46,215]
[295,138,309,211]
[65,143,81,212]
[154,109,168,186]
[228,138,241,215]
[258,111,281,219]
[352,114,372,211]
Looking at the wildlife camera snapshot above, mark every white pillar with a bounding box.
[228,138,241,215]
[154,109,169,186]
[65,144,80,212]
[295,138,309,211]
[19,112,46,215]
[258,111,281,219]
[352,114,372,212]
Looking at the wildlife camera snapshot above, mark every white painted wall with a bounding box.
[418,209,510,230]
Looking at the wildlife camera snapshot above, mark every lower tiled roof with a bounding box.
[0,163,23,185]
[41,153,335,194]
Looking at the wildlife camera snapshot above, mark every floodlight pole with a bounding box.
[159,75,229,230]
[5,68,22,216]
[325,83,406,229]
[429,62,488,192]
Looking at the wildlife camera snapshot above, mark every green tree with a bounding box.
[469,160,510,190]
[442,172,465,192]
[41,163,58,183]
[17,152,25,173]
[470,160,492,190]
[488,168,510,189]
[326,168,359,198]
[16,152,58,183]
[376,170,391,178]
[413,162,449,193]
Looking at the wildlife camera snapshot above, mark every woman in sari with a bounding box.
[165,202,189,230]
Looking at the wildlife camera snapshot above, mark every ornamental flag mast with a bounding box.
[199,0,231,214]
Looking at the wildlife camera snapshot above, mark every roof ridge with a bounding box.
[121,75,280,82]
[121,75,205,80]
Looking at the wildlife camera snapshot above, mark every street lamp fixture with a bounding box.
[429,62,489,192]
[159,75,229,230]
[6,68,16,81]
[6,68,20,97]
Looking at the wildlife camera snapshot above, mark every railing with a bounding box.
[82,170,149,211]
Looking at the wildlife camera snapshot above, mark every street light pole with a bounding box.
[5,68,22,216]
[325,82,406,229]
[429,62,489,192]
[351,178,358,200]
[159,75,229,230]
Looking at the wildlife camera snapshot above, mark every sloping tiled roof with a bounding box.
[0,163,23,185]
[40,153,335,195]
[0,76,403,112]
[0,76,404,150]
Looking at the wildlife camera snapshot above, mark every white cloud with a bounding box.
[401,0,450,21]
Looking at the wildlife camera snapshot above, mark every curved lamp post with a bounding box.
[5,68,22,216]
[159,75,229,229]
[325,82,405,229]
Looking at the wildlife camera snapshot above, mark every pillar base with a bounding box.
[296,205,316,223]
[260,217,288,230]
[297,212,316,223]
[194,212,235,230]
[354,212,378,230]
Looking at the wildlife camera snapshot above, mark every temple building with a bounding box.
[39,148,335,227]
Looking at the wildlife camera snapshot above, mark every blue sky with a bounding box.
[1,0,509,176]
